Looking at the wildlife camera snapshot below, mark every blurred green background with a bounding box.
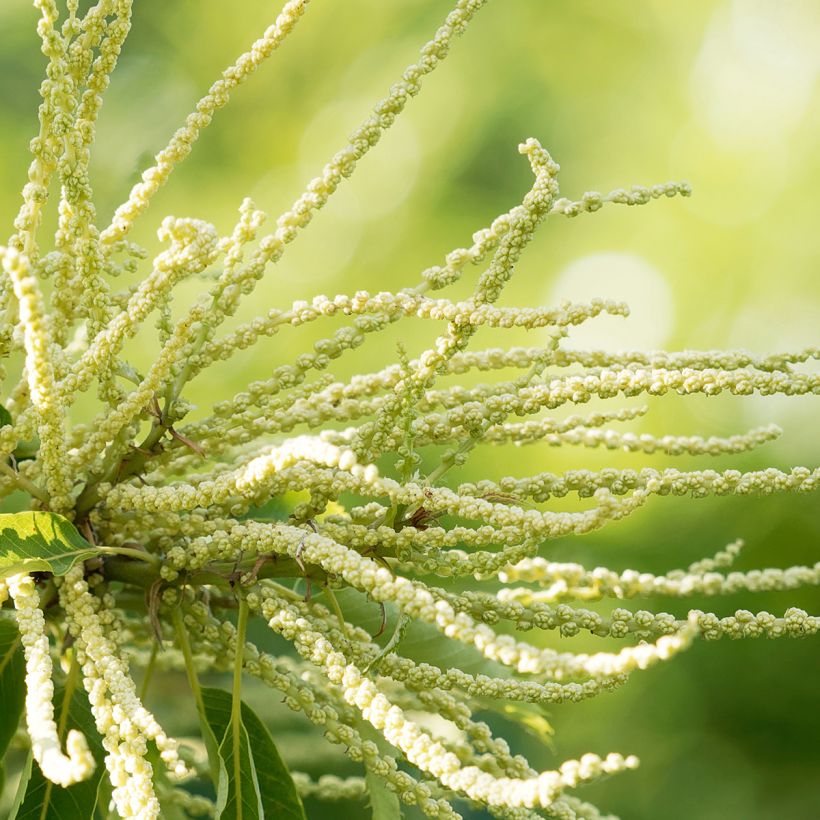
[1,1,818,818]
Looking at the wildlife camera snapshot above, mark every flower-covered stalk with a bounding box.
[0,1,817,818]
[7,572,96,788]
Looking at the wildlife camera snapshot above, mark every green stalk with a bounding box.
[0,460,49,504]
[102,552,315,592]
[96,545,160,565]
[231,597,249,818]
[172,608,207,729]
[173,607,224,791]
[138,641,159,702]
[321,584,349,640]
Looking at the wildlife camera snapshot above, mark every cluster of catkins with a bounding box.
[0,1,817,818]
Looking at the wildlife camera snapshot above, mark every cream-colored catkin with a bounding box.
[100,0,311,246]
[183,601,461,818]
[1,247,72,510]
[260,590,640,811]
[52,1,134,339]
[9,0,71,260]
[1,1,818,818]
[290,772,367,802]
[549,181,691,217]
[58,569,186,775]
[7,573,96,788]
[497,547,820,602]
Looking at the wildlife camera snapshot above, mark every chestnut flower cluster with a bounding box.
[0,1,817,818]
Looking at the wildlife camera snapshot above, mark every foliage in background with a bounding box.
[0,1,817,818]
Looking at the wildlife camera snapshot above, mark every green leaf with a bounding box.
[365,613,411,674]
[219,717,262,820]
[365,770,402,820]
[13,435,40,463]
[330,588,509,676]
[201,687,306,820]
[8,752,33,819]
[0,512,98,580]
[194,689,228,805]
[0,618,25,759]
[0,405,11,429]
[10,684,106,820]
[494,702,553,744]
[239,492,297,522]
[92,769,113,820]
